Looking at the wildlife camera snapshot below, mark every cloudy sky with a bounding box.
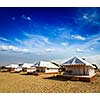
[0,7,100,65]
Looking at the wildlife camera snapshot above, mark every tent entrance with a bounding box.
[36,67,45,72]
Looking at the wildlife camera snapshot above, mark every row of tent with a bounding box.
[5,61,60,74]
[2,56,97,76]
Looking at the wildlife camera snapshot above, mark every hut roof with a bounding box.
[62,56,95,68]
[34,61,59,68]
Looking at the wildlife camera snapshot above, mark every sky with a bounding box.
[0,7,100,66]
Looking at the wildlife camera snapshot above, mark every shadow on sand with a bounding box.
[20,72,38,76]
[43,75,90,82]
[44,75,73,82]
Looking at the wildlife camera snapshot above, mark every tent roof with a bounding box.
[34,61,59,68]
[6,64,19,68]
[62,56,95,68]
[21,63,34,68]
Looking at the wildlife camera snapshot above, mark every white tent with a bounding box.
[63,56,95,68]
[21,63,36,73]
[5,65,11,68]
[5,64,22,72]
[21,63,34,68]
[62,56,96,76]
[34,61,59,73]
[6,64,19,68]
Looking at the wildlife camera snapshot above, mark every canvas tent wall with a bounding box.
[0,66,9,72]
[21,63,36,72]
[14,64,23,72]
[5,65,11,71]
[34,61,59,73]
[5,64,20,72]
[26,67,36,73]
[14,67,22,72]
[62,56,96,76]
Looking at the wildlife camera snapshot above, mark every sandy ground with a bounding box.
[0,72,100,93]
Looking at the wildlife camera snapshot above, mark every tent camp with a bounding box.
[34,61,59,74]
[21,63,36,73]
[5,64,21,72]
[0,66,9,72]
[5,65,11,71]
[62,56,96,76]
[14,64,22,72]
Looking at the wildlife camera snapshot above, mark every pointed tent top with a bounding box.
[62,56,95,68]
[22,63,34,68]
[34,61,59,68]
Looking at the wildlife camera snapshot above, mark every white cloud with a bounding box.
[14,33,55,54]
[0,37,11,42]
[0,45,29,53]
[72,34,86,40]
[21,49,29,53]
[67,33,100,54]
[0,45,9,51]
[21,14,31,21]
[45,48,55,52]
[14,32,100,56]
[0,31,98,60]
[51,58,67,64]
[83,15,88,19]
[24,33,52,45]
[43,38,51,44]
[83,34,100,49]
[59,32,72,40]
[27,17,31,21]
[77,8,100,25]
[75,48,84,53]
[61,42,68,46]
[15,38,22,44]
[86,55,100,69]
[90,48,94,50]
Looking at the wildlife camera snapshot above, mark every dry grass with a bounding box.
[0,72,100,93]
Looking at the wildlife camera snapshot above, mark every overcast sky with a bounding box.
[0,7,100,65]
